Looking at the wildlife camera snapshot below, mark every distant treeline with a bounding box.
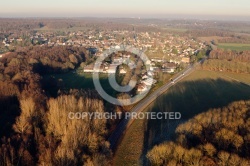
[187,29,233,37]
[188,29,250,44]
[202,49,250,73]
[147,100,250,166]
[218,36,250,44]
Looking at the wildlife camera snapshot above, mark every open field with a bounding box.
[217,43,250,51]
[43,72,107,89]
[186,70,250,84]
[42,72,115,96]
[198,36,229,43]
[162,27,188,33]
[113,70,250,166]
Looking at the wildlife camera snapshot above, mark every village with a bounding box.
[1,28,205,59]
[1,28,206,94]
[80,48,194,94]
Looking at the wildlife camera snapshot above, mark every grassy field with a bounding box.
[217,43,250,51]
[198,36,229,43]
[186,70,250,84]
[113,70,250,166]
[162,27,188,33]
[42,72,116,96]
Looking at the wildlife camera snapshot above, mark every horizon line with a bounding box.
[0,16,250,22]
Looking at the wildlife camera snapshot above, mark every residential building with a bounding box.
[108,65,117,74]
[142,77,157,86]
[137,83,148,93]
[181,57,191,63]
[162,62,177,73]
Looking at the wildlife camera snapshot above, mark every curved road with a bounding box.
[108,59,204,150]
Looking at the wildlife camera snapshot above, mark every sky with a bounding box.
[1,0,250,20]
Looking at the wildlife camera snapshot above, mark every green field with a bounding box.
[42,72,116,96]
[218,43,250,51]
[113,70,250,166]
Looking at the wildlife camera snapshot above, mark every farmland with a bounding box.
[217,43,250,51]
[113,70,250,165]
[42,72,115,96]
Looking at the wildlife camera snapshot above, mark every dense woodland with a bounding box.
[0,46,112,165]
[202,49,250,73]
[147,100,250,166]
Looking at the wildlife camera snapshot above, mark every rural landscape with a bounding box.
[1,0,250,166]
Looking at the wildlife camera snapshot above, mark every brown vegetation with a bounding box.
[147,100,250,166]
[202,49,250,73]
[0,45,112,165]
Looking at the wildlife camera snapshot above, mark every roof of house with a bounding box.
[108,64,118,73]
[162,62,177,69]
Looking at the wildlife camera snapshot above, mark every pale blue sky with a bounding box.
[1,0,250,20]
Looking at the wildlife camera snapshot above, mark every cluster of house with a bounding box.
[2,28,205,56]
[0,25,208,96]
[136,72,157,93]
[82,52,161,93]
[83,54,134,74]
[82,51,186,93]
[136,55,194,93]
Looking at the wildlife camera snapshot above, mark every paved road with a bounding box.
[108,60,204,150]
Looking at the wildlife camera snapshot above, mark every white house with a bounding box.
[147,71,154,77]
[137,83,148,93]
[108,65,117,74]
[142,74,149,80]
[120,68,127,74]
[142,78,157,86]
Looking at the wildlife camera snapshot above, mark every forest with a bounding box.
[147,100,250,166]
[0,46,113,165]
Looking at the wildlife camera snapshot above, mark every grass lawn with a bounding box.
[113,70,250,166]
[198,36,229,43]
[217,43,250,51]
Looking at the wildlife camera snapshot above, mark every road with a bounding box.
[108,59,204,150]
